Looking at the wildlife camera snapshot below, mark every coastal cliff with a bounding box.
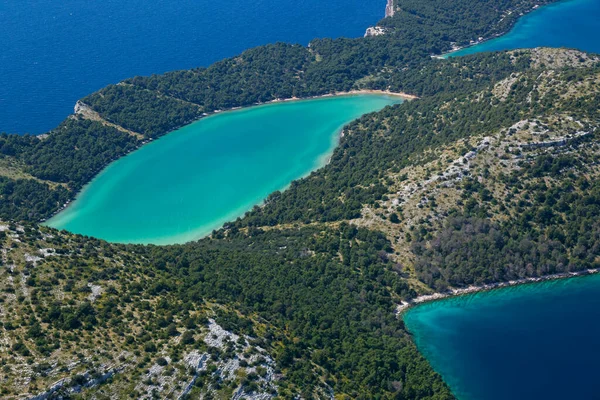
[364,0,394,36]
[385,0,395,17]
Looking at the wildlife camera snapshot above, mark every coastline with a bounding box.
[43,0,411,225]
[438,1,549,58]
[45,89,416,225]
[257,89,417,106]
[397,268,600,315]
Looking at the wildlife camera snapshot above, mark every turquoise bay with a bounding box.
[404,274,600,400]
[47,95,401,244]
[450,0,600,57]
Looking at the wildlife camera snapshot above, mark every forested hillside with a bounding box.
[379,0,551,51]
[237,48,600,287]
[4,0,600,398]
[0,222,450,399]
[1,47,600,399]
[0,0,546,223]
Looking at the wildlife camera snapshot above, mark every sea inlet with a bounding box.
[404,273,600,400]
[449,0,600,57]
[413,0,600,398]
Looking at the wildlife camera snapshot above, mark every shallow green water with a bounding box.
[404,274,600,400]
[47,94,401,244]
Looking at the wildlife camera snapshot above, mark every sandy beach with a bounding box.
[259,89,418,106]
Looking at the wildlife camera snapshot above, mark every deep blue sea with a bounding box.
[404,274,600,400]
[0,0,385,134]
[450,0,600,57]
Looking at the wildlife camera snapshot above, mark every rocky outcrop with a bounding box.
[29,366,122,400]
[364,0,393,36]
[364,26,387,37]
[74,101,143,138]
[385,0,395,17]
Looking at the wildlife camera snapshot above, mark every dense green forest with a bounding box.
[4,0,600,398]
[0,221,452,398]
[2,49,598,398]
[0,0,547,223]
[380,0,551,50]
[0,176,70,221]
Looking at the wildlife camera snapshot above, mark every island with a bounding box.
[0,0,599,399]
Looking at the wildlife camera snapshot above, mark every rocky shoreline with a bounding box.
[397,268,600,314]
[364,0,394,36]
